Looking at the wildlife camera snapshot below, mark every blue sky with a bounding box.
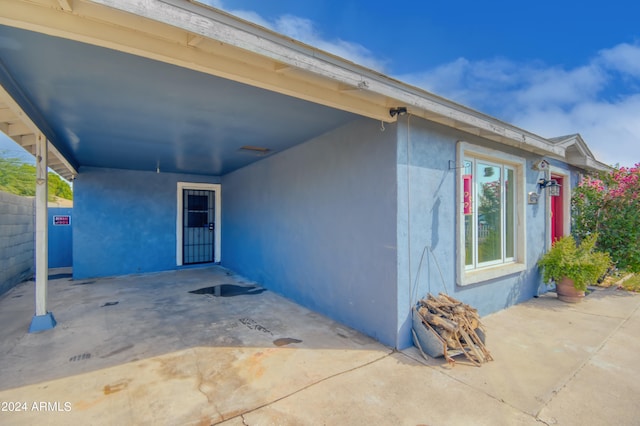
[2,0,640,167]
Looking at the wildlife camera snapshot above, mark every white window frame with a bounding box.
[176,182,221,265]
[456,142,527,286]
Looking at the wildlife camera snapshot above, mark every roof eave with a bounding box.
[0,0,575,169]
[90,0,565,158]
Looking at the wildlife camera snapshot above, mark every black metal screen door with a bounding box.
[183,189,215,264]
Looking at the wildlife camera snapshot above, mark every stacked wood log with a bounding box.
[416,293,493,366]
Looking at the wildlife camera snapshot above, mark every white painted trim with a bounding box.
[176,182,221,265]
[461,263,527,286]
[456,141,527,286]
[34,133,49,316]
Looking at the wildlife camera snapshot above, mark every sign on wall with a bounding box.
[463,174,472,215]
[53,215,71,226]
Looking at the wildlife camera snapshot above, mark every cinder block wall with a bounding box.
[0,191,34,296]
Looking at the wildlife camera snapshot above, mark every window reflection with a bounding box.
[477,164,501,263]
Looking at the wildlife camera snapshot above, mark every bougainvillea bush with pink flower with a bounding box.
[572,164,640,272]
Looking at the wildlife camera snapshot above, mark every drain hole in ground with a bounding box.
[273,338,302,347]
[73,280,96,286]
[48,273,72,280]
[189,284,266,297]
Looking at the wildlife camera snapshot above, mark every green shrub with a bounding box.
[0,154,72,200]
[572,165,640,272]
[538,235,611,292]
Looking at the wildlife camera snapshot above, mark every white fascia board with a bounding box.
[90,0,564,158]
[553,134,611,172]
[563,154,613,174]
[584,157,614,172]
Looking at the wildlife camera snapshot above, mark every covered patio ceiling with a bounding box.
[0,24,359,177]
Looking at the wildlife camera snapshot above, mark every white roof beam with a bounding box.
[6,121,31,137]
[0,107,17,122]
[0,77,77,180]
[57,0,73,12]
[186,33,204,47]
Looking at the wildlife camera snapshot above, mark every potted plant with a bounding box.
[538,234,611,303]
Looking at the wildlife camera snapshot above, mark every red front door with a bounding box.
[550,176,564,243]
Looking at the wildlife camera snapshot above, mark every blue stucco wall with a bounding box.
[73,167,220,279]
[70,118,583,350]
[48,207,73,268]
[222,118,399,346]
[395,116,573,349]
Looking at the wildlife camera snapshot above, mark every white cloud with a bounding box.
[399,59,607,110]
[515,95,640,166]
[399,44,640,167]
[272,15,386,70]
[198,0,223,8]
[515,65,607,106]
[400,58,527,112]
[599,43,640,77]
[196,1,271,28]
[196,1,386,71]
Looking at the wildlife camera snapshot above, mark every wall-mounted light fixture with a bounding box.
[389,107,408,118]
[538,178,561,196]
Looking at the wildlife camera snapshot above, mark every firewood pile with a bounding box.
[414,293,493,366]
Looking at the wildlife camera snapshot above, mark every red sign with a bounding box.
[53,215,71,226]
[463,175,472,215]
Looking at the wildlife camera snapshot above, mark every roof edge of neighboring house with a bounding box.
[549,134,613,173]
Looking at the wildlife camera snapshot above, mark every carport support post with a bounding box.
[29,133,56,333]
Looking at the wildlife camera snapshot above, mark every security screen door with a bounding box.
[182,189,215,264]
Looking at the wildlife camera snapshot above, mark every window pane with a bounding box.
[465,215,474,266]
[459,151,522,279]
[188,212,208,227]
[188,194,208,210]
[505,168,515,258]
[477,163,501,263]
[187,194,209,227]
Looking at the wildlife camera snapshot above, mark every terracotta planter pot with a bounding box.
[556,277,585,303]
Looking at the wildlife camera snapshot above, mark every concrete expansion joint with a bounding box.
[534,416,553,426]
[577,310,631,320]
[533,301,640,422]
[225,350,393,424]
[280,349,393,397]
[412,352,536,420]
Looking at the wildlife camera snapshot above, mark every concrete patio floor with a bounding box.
[0,266,639,425]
